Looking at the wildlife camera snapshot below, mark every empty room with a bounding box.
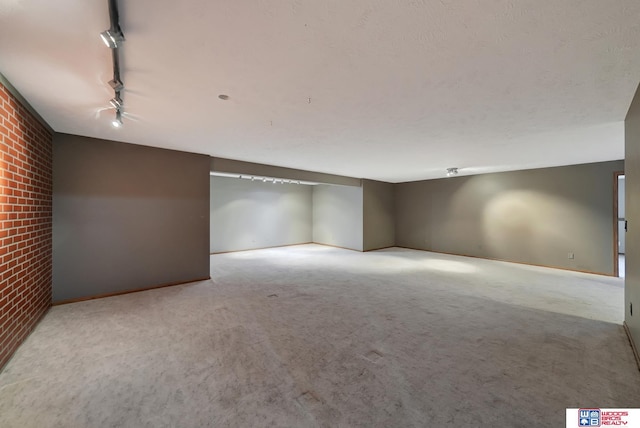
[1,1,640,427]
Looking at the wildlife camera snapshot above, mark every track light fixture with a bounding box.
[446,167,459,177]
[101,0,125,127]
[210,172,320,186]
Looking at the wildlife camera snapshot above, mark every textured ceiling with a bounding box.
[1,0,639,182]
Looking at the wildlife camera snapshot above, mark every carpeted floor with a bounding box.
[0,244,638,427]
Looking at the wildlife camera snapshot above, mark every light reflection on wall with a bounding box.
[482,190,591,266]
[430,167,612,273]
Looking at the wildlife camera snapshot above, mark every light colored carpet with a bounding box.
[0,244,638,427]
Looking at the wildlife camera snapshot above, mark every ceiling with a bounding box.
[1,0,639,182]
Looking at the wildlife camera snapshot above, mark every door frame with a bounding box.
[614,170,624,277]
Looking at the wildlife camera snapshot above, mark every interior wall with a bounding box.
[0,80,52,370]
[210,176,312,253]
[312,185,363,251]
[619,176,626,254]
[362,179,395,251]
[396,160,623,275]
[53,134,210,303]
[625,83,640,356]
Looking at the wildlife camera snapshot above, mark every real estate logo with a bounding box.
[579,409,600,427]
[574,409,635,426]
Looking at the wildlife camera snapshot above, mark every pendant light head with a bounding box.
[108,78,124,92]
[111,109,123,128]
[100,29,125,48]
[109,96,123,110]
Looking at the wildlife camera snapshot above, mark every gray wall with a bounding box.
[53,134,210,302]
[396,161,623,275]
[625,83,640,354]
[210,176,312,253]
[363,179,395,251]
[312,185,363,251]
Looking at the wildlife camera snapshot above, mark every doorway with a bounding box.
[614,171,625,277]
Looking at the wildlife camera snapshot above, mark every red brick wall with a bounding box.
[0,81,52,370]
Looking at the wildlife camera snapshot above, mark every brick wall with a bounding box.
[0,81,52,370]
